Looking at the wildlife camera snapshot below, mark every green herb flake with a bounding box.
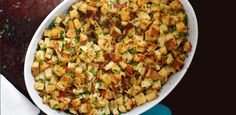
[89,67,95,74]
[183,16,188,25]
[103,32,109,35]
[67,72,75,77]
[66,47,74,53]
[48,19,56,30]
[128,47,136,54]
[168,25,176,33]
[59,30,65,40]
[83,87,91,94]
[76,28,81,35]
[36,46,40,51]
[0,24,10,36]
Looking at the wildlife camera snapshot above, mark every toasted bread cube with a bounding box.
[75,67,83,77]
[66,29,76,38]
[136,41,147,52]
[159,67,170,78]
[128,85,141,96]
[116,96,124,105]
[32,61,40,77]
[55,16,62,24]
[72,98,81,107]
[125,98,133,111]
[134,93,146,106]
[96,99,106,108]
[104,61,115,71]
[67,62,76,72]
[104,89,113,100]
[45,84,56,93]
[40,61,49,72]
[152,80,161,90]
[45,48,54,59]
[51,27,61,38]
[141,78,153,88]
[56,81,65,90]
[146,90,158,102]
[42,95,50,104]
[59,101,68,110]
[34,82,44,90]
[133,53,145,62]
[51,56,58,64]
[118,61,128,69]
[100,74,111,85]
[53,65,66,76]
[38,40,45,49]
[50,76,58,85]
[73,18,81,29]
[44,29,51,37]
[35,72,45,81]
[49,99,59,109]
[44,38,54,48]
[110,26,122,38]
[159,47,168,55]
[170,0,182,10]
[79,103,90,113]
[67,20,75,29]
[145,25,160,41]
[122,52,133,63]
[45,68,53,79]
[87,48,96,60]
[36,50,45,62]
[119,105,127,112]
[80,33,88,43]
[112,74,122,85]
[69,9,79,19]
[183,41,191,52]
[160,24,168,34]
[176,22,186,32]
[150,69,159,80]
[120,8,131,21]
[138,12,151,20]
[78,2,88,13]
[153,12,161,20]
[139,20,152,29]
[144,57,155,64]
[69,108,78,114]
[137,0,148,6]
[166,53,174,65]
[101,4,108,15]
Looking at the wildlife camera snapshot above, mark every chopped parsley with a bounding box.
[59,30,65,40]
[168,25,176,33]
[76,28,81,35]
[67,72,75,77]
[83,87,91,94]
[48,19,56,30]
[0,24,10,36]
[66,47,74,53]
[103,32,109,35]
[36,46,40,51]
[183,16,188,25]
[128,47,136,54]
[89,67,95,74]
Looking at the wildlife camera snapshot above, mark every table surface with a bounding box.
[1,0,201,114]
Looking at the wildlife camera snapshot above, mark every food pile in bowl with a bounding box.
[31,0,191,114]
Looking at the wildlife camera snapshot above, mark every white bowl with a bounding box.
[24,0,198,114]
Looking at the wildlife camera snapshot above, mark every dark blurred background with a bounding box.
[1,0,235,114]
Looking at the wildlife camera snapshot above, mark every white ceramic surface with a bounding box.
[24,0,198,114]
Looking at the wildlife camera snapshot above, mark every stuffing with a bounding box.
[32,0,191,114]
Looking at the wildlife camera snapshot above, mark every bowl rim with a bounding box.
[24,0,198,114]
